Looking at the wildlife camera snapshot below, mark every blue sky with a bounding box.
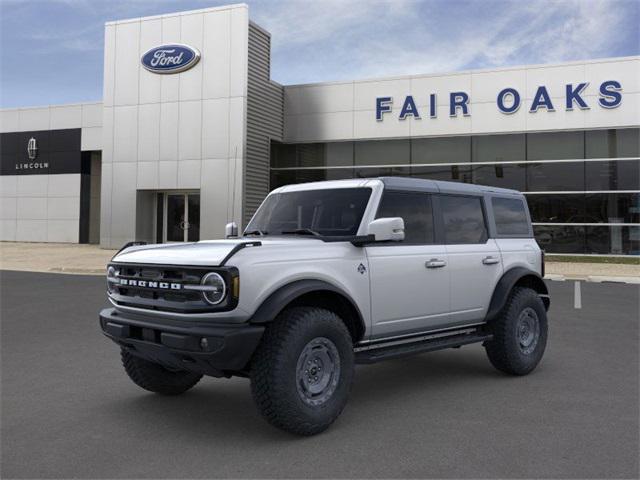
[1,0,638,108]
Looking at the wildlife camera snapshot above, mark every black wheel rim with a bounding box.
[295,337,341,407]
[516,307,540,355]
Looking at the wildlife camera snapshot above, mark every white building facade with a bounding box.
[1,4,638,254]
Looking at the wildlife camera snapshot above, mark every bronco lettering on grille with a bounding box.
[119,278,182,290]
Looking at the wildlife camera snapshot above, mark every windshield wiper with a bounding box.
[244,229,267,236]
[281,228,322,237]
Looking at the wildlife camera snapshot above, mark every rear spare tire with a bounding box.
[250,307,354,436]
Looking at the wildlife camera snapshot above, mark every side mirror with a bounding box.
[225,222,238,238]
[366,217,405,242]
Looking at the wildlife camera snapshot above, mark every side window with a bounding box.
[440,195,488,244]
[376,191,434,244]
[492,197,530,236]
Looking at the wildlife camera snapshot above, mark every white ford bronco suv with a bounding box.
[100,177,550,435]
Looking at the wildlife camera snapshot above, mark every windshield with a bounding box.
[245,188,372,237]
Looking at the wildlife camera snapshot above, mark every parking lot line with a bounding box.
[574,281,582,309]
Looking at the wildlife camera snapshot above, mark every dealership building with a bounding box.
[1,3,638,254]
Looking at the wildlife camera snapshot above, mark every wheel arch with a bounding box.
[250,279,366,343]
[485,267,550,322]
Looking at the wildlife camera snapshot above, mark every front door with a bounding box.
[163,193,200,242]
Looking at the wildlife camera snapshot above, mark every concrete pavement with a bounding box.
[1,271,638,478]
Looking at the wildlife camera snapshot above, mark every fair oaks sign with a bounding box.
[376,80,623,121]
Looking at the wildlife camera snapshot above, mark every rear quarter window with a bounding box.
[440,195,488,244]
[492,197,531,236]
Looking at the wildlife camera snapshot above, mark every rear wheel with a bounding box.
[250,307,354,436]
[121,349,202,395]
[485,287,548,375]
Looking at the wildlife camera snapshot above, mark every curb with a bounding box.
[545,274,640,284]
[48,267,105,275]
[0,267,105,276]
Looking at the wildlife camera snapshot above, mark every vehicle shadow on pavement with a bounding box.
[100,346,499,441]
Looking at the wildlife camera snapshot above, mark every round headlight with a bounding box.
[106,266,118,294]
[201,272,226,305]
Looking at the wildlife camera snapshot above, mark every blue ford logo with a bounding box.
[141,44,201,74]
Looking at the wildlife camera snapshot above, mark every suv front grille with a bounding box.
[108,263,236,314]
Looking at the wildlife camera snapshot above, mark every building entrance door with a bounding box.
[163,192,200,242]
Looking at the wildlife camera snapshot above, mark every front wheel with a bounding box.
[250,307,354,436]
[485,287,548,375]
[121,349,202,395]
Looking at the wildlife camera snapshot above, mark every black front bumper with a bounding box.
[99,308,264,377]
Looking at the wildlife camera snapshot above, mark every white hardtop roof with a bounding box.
[272,177,521,196]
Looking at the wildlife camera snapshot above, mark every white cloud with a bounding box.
[251,0,634,84]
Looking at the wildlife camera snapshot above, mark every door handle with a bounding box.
[482,256,500,265]
[425,259,447,268]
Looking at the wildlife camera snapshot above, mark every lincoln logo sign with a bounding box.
[27,137,38,160]
[376,80,623,120]
[16,137,48,171]
[141,44,201,74]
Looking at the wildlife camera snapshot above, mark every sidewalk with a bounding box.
[0,242,639,282]
[545,261,640,284]
[0,242,117,275]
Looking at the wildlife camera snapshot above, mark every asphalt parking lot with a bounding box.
[1,270,638,479]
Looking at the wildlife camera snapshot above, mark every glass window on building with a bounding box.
[472,134,525,162]
[271,168,354,189]
[296,144,327,167]
[585,193,640,224]
[411,136,471,164]
[492,197,530,236]
[271,142,297,168]
[355,139,409,166]
[354,166,410,178]
[472,164,526,190]
[376,191,435,244]
[271,142,354,168]
[586,226,640,255]
[440,195,488,244]
[585,159,640,191]
[526,161,585,191]
[534,225,586,253]
[526,194,585,223]
[585,128,640,158]
[527,131,584,160]
[411,165,472,183]
[325,142,354,166]
[297,142,354,167]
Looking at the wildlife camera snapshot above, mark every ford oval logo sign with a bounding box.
[141,44,201,74]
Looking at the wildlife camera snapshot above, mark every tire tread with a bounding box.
[485,287,548,375]
[251,307,353,436]
[121,349,202,395]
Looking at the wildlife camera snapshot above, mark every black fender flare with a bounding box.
[485,267,549,322]
[250,279,365,336]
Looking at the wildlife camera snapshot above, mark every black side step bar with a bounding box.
[355,329,492,364]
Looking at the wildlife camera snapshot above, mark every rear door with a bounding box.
[366,190,450,339]
[438,194,503,325]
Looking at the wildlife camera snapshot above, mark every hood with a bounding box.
[111,237,324,266]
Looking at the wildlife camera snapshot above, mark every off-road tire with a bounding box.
[121,349,202,395]
[250,307,355,436]
[485,287,548,375]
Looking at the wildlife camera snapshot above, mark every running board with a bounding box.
[355,330,492,364]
